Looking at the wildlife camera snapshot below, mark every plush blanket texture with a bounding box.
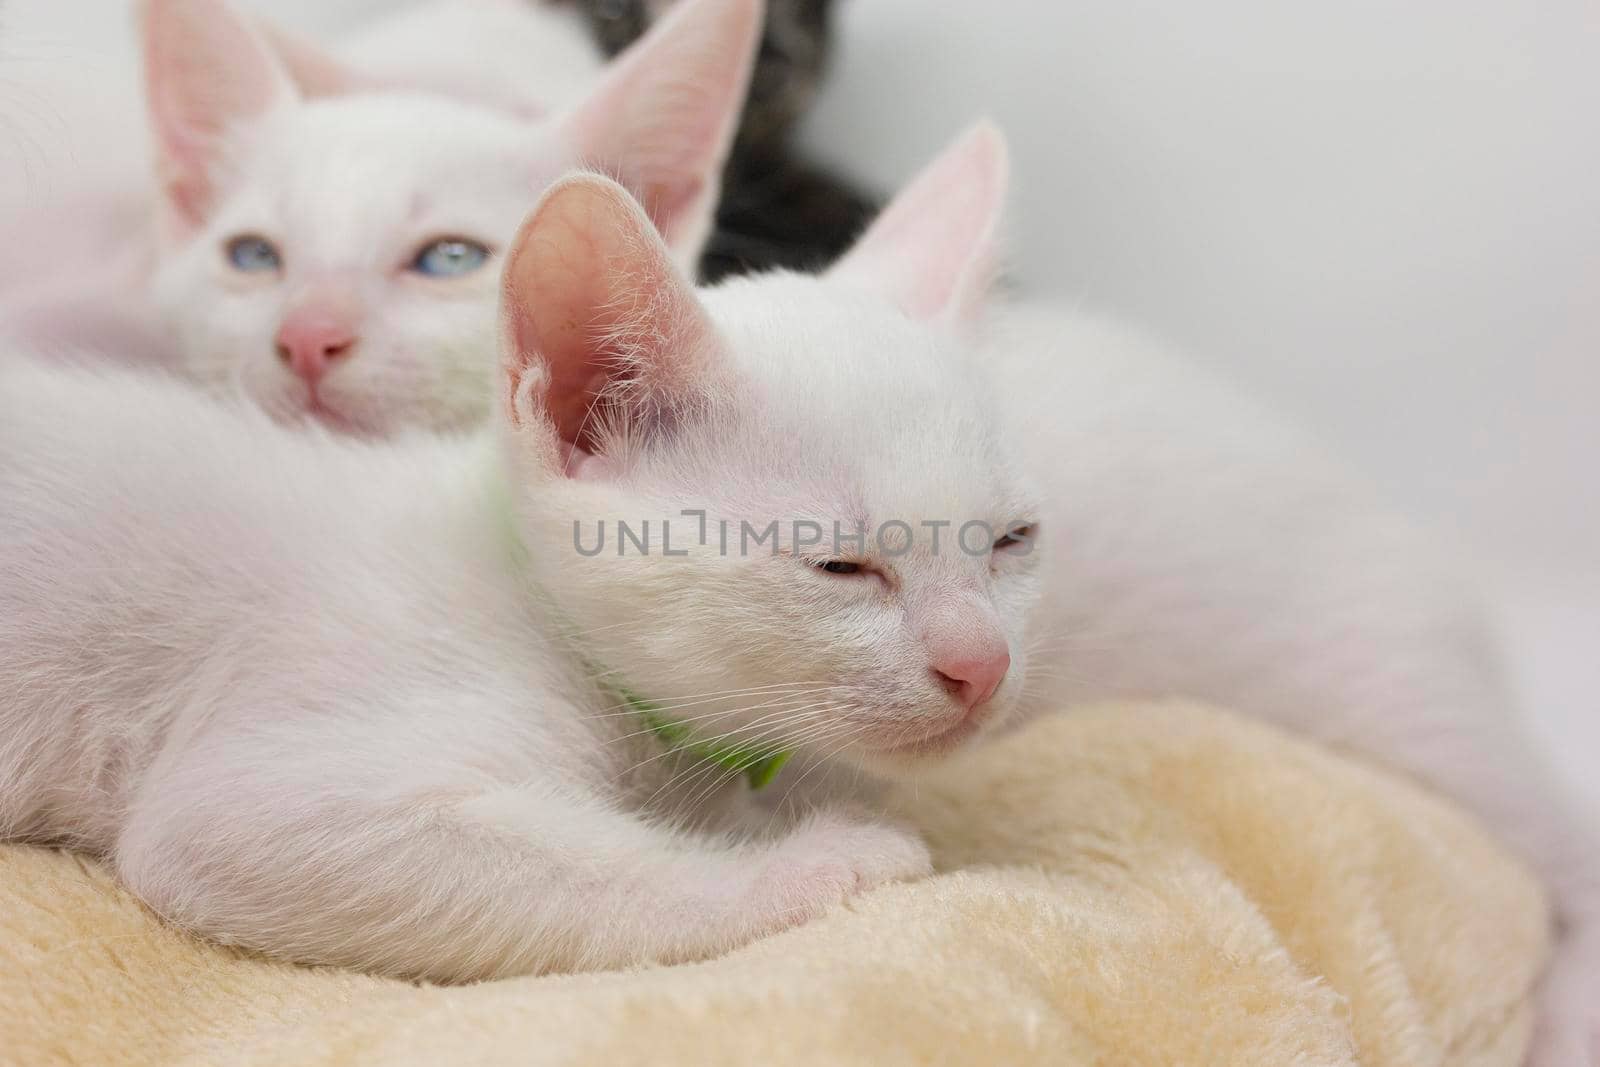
[0,702,1548,1067]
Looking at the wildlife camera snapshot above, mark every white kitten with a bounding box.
[0,168,1047,980]
[822,124,1599,1067]
[2,0,756,434]
[150,0,761,434]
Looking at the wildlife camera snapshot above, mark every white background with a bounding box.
[3,0,1596,802]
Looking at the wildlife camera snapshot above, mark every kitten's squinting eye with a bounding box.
[224,235,282,273]
[409,238,491,278]
[993,524,1036,552]
[813,560,862,576]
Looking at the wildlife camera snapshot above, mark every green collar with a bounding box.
[487,466,792,790]
[616,685,794,790]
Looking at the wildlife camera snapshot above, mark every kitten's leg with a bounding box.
[114,755,928,982]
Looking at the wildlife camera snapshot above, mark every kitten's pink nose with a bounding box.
[275,314,357,386]
[932,648,1010,711]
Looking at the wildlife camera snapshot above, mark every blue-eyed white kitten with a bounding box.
[1,0,758,435]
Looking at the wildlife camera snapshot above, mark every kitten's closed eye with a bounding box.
[225,235,282,274]
[409,238,491,278]
[993,524,1035,552]
[809,525,1036,577]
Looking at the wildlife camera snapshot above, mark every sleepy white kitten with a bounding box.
[1,0,757,434]
[0,168,1045,980]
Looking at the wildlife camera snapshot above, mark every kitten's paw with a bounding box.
[1528,931,1600,1067]
[743,811,931,936]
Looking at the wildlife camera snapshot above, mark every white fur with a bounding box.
[333,0,606,114]
[0,346,964,976]
[0,356,927,977]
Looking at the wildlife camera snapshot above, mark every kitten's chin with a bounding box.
[304,399,370,436]
[840,701,1016,777]
[255,388,379,438]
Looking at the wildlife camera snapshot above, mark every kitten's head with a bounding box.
[499,124,1041,775]
[141,0,759,434]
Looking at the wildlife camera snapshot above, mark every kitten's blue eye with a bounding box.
[225,235,281,273]
[410,238,491,277]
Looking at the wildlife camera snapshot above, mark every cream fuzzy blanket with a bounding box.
[1,702,1548,1067]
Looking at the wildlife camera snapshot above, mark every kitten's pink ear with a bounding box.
[828,122,1010,324]
[141,0,298,227]
[558,0,761,269]
[499,175,719,471]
